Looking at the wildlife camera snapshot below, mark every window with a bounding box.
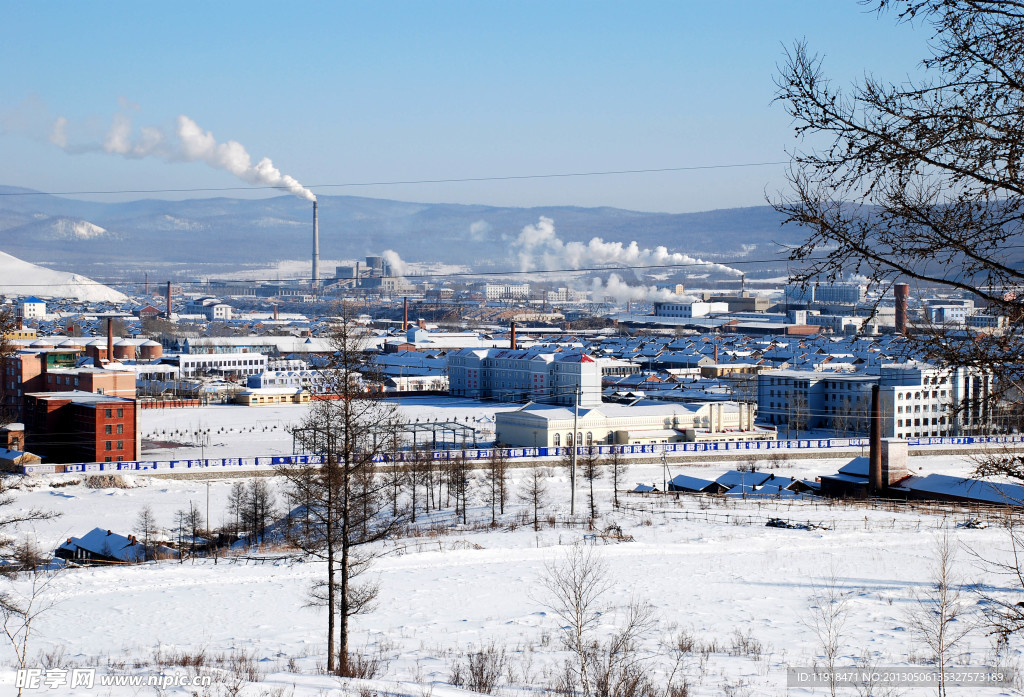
[117,440,123,450]
[116,424,123,434]
[104,425,112,435]
[117,408,123,418]
[553,433,560,446]
[104,456,112,462]
[105,441,112,451]
[104,409,112,418]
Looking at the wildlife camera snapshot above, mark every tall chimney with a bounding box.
[869,384,883,495]
[144,273,149,296]
[15,315,22,331]
[354,261,360,287]
[894,283,910,335]
[106,317,113,366]
[166,281,172,320]
[403,297,408,331]
[273,303,279,321]
[510,321,517,350]
[312,200,320,288]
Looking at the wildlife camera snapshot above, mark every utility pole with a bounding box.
[570,384,579,516]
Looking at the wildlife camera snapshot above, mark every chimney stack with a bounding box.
[403,297,408,331]
[15,315,22,331]
[869,385,883,494]
[894,283,910,335]
[166,281,172,320]
[510,321,517,350]
[312,200,320,288]
[106,317,113,366]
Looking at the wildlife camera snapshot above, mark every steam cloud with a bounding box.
[381,250,408,278]
[592,273,696,305]
[513,216,743,276]
[49,107,316,202]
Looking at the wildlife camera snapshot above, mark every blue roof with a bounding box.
[716,470,773,488]
[21,296,44,304]
[904,474,1024,506]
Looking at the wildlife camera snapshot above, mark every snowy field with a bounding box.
[3,443,1024,696]
[139,397,522,461]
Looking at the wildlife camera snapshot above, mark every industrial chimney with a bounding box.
[106,317,114,367]
[166,281,172,320]
[312,200,320,288]
[894,283,909,335]
[510,321,517,350]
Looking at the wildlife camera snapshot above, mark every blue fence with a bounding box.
[20,434,1024,476]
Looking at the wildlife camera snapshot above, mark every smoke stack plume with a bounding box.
[51,109,317,202]
[894,283,910,334]
[312,201,320,288]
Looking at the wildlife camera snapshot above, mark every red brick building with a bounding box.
[24,391,138,464]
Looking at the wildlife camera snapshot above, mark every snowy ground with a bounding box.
[139,397,521,461]
[3,442,1024,696]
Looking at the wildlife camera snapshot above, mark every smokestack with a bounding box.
[312,200,320,288]
[510,321,517,350]
[273,303,279,321]
[403,297,408,331]
[354,261,360,287]
[15,315,22,331]
[166,281,172,320]
[894,283,909,335]
[106,317,113,366]
[145,273,149,296]
[869,385,883,495]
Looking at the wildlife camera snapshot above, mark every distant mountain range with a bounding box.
[0,185,800,279]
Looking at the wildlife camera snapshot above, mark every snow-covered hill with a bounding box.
[0,249,126,302]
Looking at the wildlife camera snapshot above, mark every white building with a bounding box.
[484,283,531,301]
[168,352,267,378]
[494,399,769,448]
[184,297,233,320]
[448,346,603,407]
[879,362,992,438]
[653,301,729,318]
[17,297,45,319]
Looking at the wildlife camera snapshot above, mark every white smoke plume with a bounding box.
[514,216,743,277]
[49,107,316,201]
[382,250,408,278]
[592,273,697,305]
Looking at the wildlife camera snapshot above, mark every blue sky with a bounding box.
[0,1,930,213]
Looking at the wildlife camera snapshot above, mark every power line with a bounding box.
[0,160,788,198]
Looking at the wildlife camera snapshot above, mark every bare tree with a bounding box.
[540,543,655,697]
[517,467,550,531]
[774,0,1024,420]
[2,570,62,696]
[607,449,627,509]
[482,447,510,524]
[135,505,159,561]
[286,314,406,675]
[225,480,246,539]
[907,532,975,697]
[805,569,852,697]
[243,479,275,545]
